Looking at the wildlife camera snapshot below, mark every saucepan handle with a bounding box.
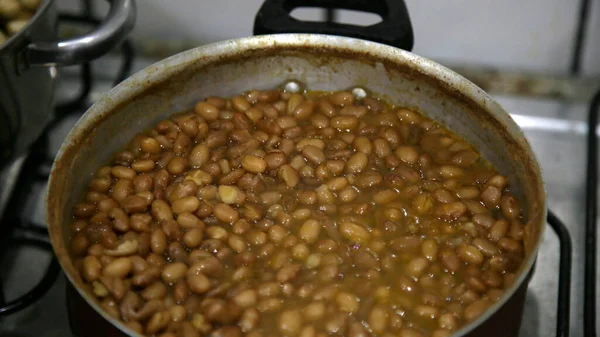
[24,0,136,67]
[253,0,414,51]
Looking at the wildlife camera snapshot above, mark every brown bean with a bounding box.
[195,102,220,121]
[277,264,301,283]
[299,219,321,244]
[279,164,300,188]
[472,238,499,256]
[146,311,171,334]
[241,155,267,173]
[340,221,370,244]
[232,96,251,112]
[172,196,200,214]
[422,239,438,261]
[330,91,354,106]
[82,256,102,282]
[498,237,522,253]
[182,228,204,249]
[214,203,239,224]
[103,257,132,278]
[301,145,326,165]
[336,292,359,313]
[346,152,368,173]
[167,157,188,175]
[162,262,188,284]
[150,228,167,255]
[412,193,434,214]
[464,299,492,321]
[140,137,161,154]
[279,310,303,336]
[187,273,211,294]
[141,281,167,300]
[457,244,484,265]
[331,116,358,130]
[239,308,260,332]
[151,200,173,221]
[500,194,521,220]
[233,289,258,308]
[399,328,425,337]
[489,219,509,241]
[439,248,462,272]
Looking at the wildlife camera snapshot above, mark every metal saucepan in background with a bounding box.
[46,1,546,336]
[0,0,136,169]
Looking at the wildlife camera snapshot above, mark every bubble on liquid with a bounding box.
[284,81,301,93]
[352,87,367,99]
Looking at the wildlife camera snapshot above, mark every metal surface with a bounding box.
[45,34,545,337]
[584,90,600,337]
[0,0,136,170]
[25,0,136,67]
[0,53,590,337]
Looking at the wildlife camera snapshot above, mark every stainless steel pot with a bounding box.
[0,0,136,168]
[47,34,546,337]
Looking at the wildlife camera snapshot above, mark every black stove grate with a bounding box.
[0,11,134,318]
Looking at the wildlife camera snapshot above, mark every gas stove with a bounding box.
[0,9,597,337]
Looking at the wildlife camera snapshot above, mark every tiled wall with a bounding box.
[58,0,598,76]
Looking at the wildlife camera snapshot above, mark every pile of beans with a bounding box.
[0,0,41,45]
[69,85,526,337]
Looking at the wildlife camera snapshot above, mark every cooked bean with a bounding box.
[162,262,187,284]
[336,292,359,313]
[302,145,326,165]
[330,91,354,106]
[457,244,484,265]
[439,248,462,272]
[182,228,204,249]
[150,228,167,255]
[346,152,368,173]
[239,308,260,332]
[151,200,173,221]
[500,194,520,220]
[146,311,171,334]
[141,281,167,300]
[279,310,303,335]
[299,220,321,244]
[331,116,358,130]
[472,238,498,256]
[213,203,239,224]
[340,221,370,244]
[103,257,132,278]
[422,239,438,261]
[489,219,509,241]
[279,164,300,187]
[187,273,211,294]
[172,196,200,214]
[70,88,526,336]
[464,299,492,321]
[242,155,267,173]
[399,328,425,337]
[195,102,219,121]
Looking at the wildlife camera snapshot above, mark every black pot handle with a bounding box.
[253,0,414,51]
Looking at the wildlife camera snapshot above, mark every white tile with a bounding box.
[56,0,579,74]
[582,0,600,76]
[406,0,577,73]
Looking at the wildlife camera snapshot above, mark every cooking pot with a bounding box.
[0,0,136,168]
[46,1,546,337]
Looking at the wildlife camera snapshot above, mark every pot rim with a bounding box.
[47,33,547,337]
[0,0,54,52]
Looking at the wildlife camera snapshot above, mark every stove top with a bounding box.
[0,18,597,337]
